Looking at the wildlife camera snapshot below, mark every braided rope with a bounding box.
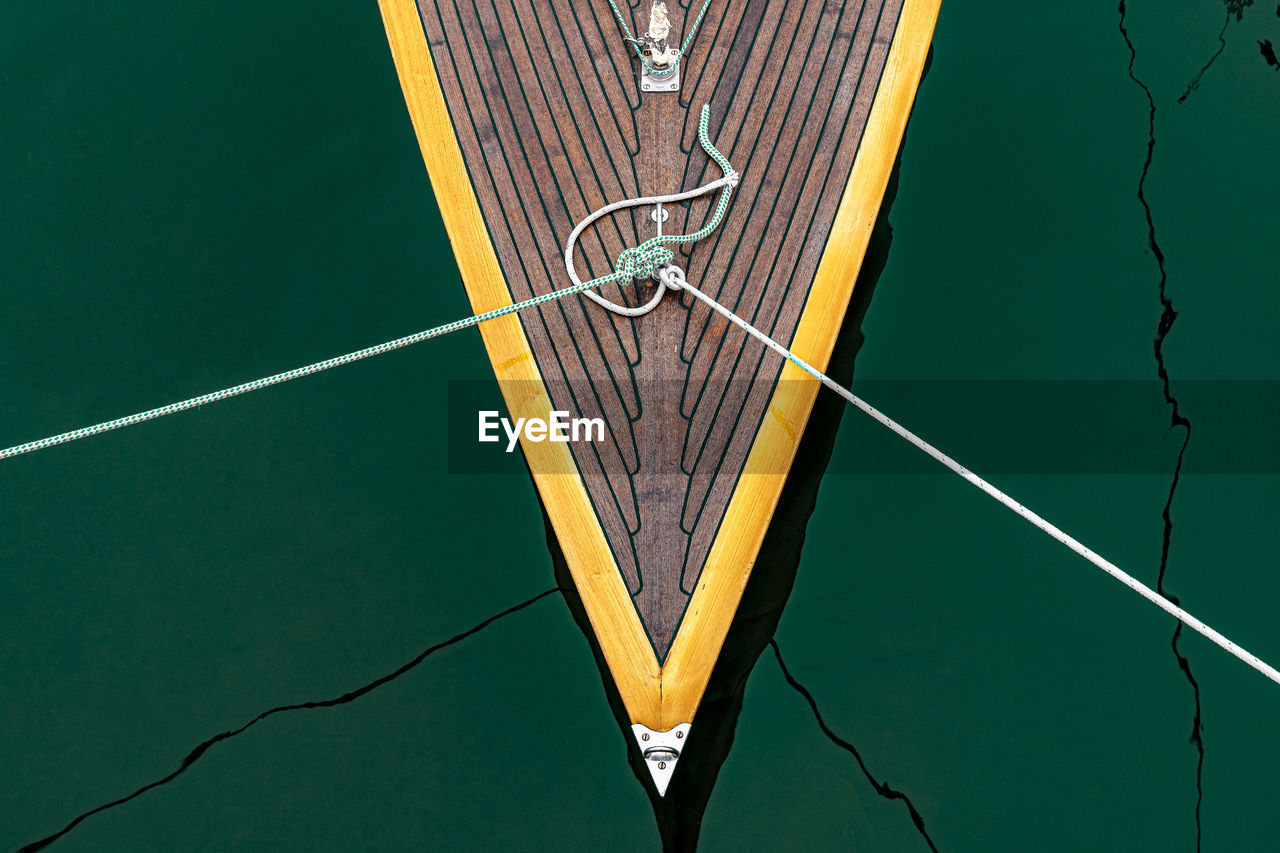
[606,0,712,78]
[0,277,598,461]
[2,107,737,463]
[567,105,736,316]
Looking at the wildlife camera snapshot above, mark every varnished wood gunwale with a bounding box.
[378,0,940,730]
[661,0,940,724]
[379,0,661,724]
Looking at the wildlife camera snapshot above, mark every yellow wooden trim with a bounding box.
[378,0,940,731]
[378,0,661,724]
[659,0,942,726]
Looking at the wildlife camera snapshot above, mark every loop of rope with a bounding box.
[606,0,713,79]
[566,104,736,318]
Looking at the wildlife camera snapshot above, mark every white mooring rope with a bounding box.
[651,264,1280,688]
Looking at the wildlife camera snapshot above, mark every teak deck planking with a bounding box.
[379,0,941,729]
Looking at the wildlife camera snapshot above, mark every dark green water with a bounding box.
[2,1,1277,849]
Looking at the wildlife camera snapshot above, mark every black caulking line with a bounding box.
[1179,2,1258,102]
[15,587,564,853]
[769,641,939,852]
[1118,4,1205,850]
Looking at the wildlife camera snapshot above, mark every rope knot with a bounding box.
[615,244,674,281]
[656,264,687,292]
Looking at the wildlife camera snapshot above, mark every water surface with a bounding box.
[2,1,1277,849]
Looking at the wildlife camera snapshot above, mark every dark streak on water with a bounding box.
[1118,3,1205,849]
[1262,39,1280,67]
[1178,11,1231,102]
[14,589,563,853]
[769,640,938,852]
[1177,2,1280,100]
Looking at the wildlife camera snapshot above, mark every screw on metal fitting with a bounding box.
[631,722,692,797]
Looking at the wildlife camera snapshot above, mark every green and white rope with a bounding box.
[1,106,738,463]
[606,0,712,78]
[0,280,594,461]
[566,104,737,317]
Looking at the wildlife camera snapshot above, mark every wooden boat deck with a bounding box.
[416,0,903,658]
[380,0,939,731]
